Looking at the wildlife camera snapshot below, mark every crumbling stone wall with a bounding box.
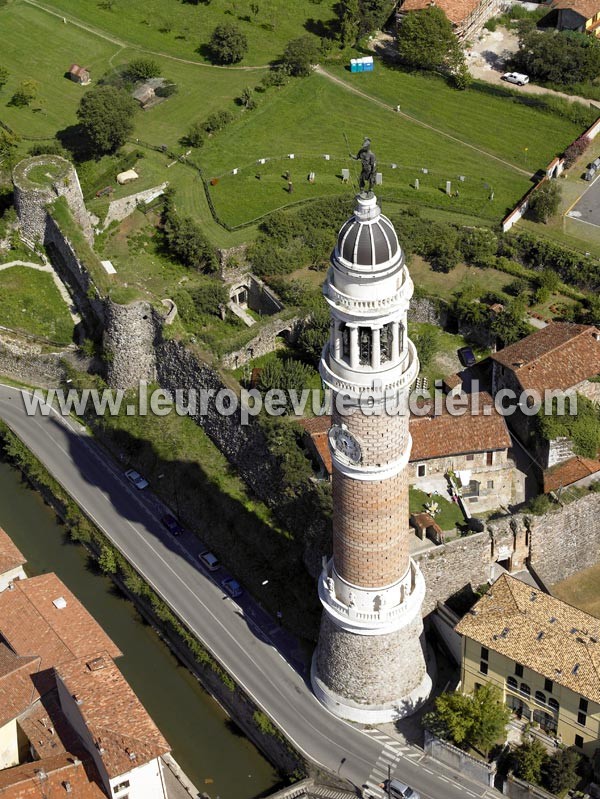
[0,333,66,387]
[408,296,448,327]
[13,155,93,246]
[221,316,303,369]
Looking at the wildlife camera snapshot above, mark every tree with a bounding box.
[468,684,511,754]
[9,79,38,107]
[490,297,530,345]
[0,67,8,92]
[77,86,137,154]
[424,686,509,753]
[528,181,562,224]
[126,57,161,82]
[208,22,248,64]
[543,748,580,795]
[281,36,320,77]
[397,6,467,80]
[413,325,439,369]
[297,304,330,364]
[512,738,548,785]
[164,216,217,271]
[239,86,257,110]
[337,0,360,46]
[98,544,117,574]
[514,27,600,85]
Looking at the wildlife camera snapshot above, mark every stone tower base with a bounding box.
[312,612,432,724]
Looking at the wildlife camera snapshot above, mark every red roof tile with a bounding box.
[0,754,105,798]
[409,392,511,461]
[491,322,600,396]
[543,455,600,493]
[399,0,482,26]
[0,528,26,577]
[550,0,600,19]
[56,653,170,778]
[0,645,40,727]
[0,574,121,674]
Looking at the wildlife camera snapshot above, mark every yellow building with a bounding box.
[456,574,600,757]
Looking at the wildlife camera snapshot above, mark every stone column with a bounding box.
[371,327,381,370]
[392,321,401,362]
[333,321,342,360]
[349,326,359,369]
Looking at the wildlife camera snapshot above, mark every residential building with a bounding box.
[408,392,516,512]
[491,322,600,469]
[132,78,166,109]
[0,567,170,797]
[548,0,600,35]
[299,393,518,513]
[68,64,91,85]
[0,529,26,593]
[456,573,600,757]
[396,0,503,40]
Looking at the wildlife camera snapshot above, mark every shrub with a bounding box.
[183,121,205,148]
[202,109,234,134]
[528,181,562,224]
[126,57,161,82]
[564,134,590,168]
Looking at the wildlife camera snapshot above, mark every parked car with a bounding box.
[161,513,183,536]
[457,346,476,368]
[388,780,420,799]
[198,550,220,571]
[124,469,148,490]
[584,165,598,181]
[221,576,243,598]
[501,72,529,86]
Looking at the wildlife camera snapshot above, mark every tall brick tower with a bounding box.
[311,192,431,723]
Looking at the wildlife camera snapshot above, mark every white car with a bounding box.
[124,469,149,490]
[502,72,529,86]
[198,550,220,571]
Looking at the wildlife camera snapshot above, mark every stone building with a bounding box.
[548,0,600,35]
[409,392,517,512]
[68,64,91,85]
[396,0,502,40]
[491,322,600,470]
[311,192,431,727]
[456,573,600,757]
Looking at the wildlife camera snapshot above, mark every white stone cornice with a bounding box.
[330,434,412,481]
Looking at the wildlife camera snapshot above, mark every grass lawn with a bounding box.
[409,487,463,532]
[409,322,490,385]
[0,266,73,345]
[407,256,513,302]
[38,0,337,66]
[203,73,533,228]
[552,562,600,618]
[324,63,589,173]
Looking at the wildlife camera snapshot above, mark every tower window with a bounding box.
[359,327,372,366]
[341,323,350,361]
[381,323,393,363]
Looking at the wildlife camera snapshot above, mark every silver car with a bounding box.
[388,779,420,799]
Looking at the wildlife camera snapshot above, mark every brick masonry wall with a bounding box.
[333,470,409,586]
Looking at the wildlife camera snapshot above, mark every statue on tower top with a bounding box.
[350,137,377,195]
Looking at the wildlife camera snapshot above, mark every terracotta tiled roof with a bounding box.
[56,653,170,778]
[550,0,600,20]
[297,416,330,434]
[69,64,88,77]
[0,754,105,798]
[0,528,26,577]
[442,373,463,390]
[399,0,482,26]
[18,689,83,760]
[409,393,511,461]
[298,417,333,476]
[456,574,600,703]
[491,323,600,396]
[0,574,122,673]
[543,455,600,493]
[0,644,40,727]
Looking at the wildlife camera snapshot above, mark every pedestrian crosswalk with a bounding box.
[362,729,426,798]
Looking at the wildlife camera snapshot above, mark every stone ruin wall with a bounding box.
[13,155,93,247]
[221,316,304,369]
[103,300,161,390]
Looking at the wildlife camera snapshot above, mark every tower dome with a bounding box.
[335,193,400,271]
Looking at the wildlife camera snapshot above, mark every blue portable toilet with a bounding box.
[363,56,374,72]
[350,58,358,73]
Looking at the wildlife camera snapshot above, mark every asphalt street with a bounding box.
[0,384,502,799]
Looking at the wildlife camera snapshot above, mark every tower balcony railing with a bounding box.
[320,339,419,397]
[325,275,410,315]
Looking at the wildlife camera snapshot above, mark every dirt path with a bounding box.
[316,66,531,177]
[21,0,268,71]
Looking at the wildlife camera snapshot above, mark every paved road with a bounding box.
[0,384,501,799]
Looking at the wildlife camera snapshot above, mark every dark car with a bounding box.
[457,346,476,368]
[161,513,183,536]
[221,576,243,599]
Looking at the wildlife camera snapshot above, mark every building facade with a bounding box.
[311,192,431,723]
[456,574,600,757]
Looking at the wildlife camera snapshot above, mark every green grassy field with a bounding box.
[0,266,73,344]
[202,73,534,227]
[28,0,337,66]
[409,487,464,532]
[552,562,600,618]
[324,62,588,172]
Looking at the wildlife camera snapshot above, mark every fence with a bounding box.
[424,731,496,787]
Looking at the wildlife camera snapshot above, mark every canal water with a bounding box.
[0,458,279,799]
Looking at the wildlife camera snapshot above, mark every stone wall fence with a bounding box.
[502,774,556,799]
[424,731,496,787]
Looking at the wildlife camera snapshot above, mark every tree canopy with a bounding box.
[208,22,248,64]
[528,180,562,224]
[77,86,137,154]
[281,36,320,77]
[397,6,469,86]
[513,27,600,85]
[126,57,161,82]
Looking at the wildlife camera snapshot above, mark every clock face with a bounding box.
[329,424,362,464]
